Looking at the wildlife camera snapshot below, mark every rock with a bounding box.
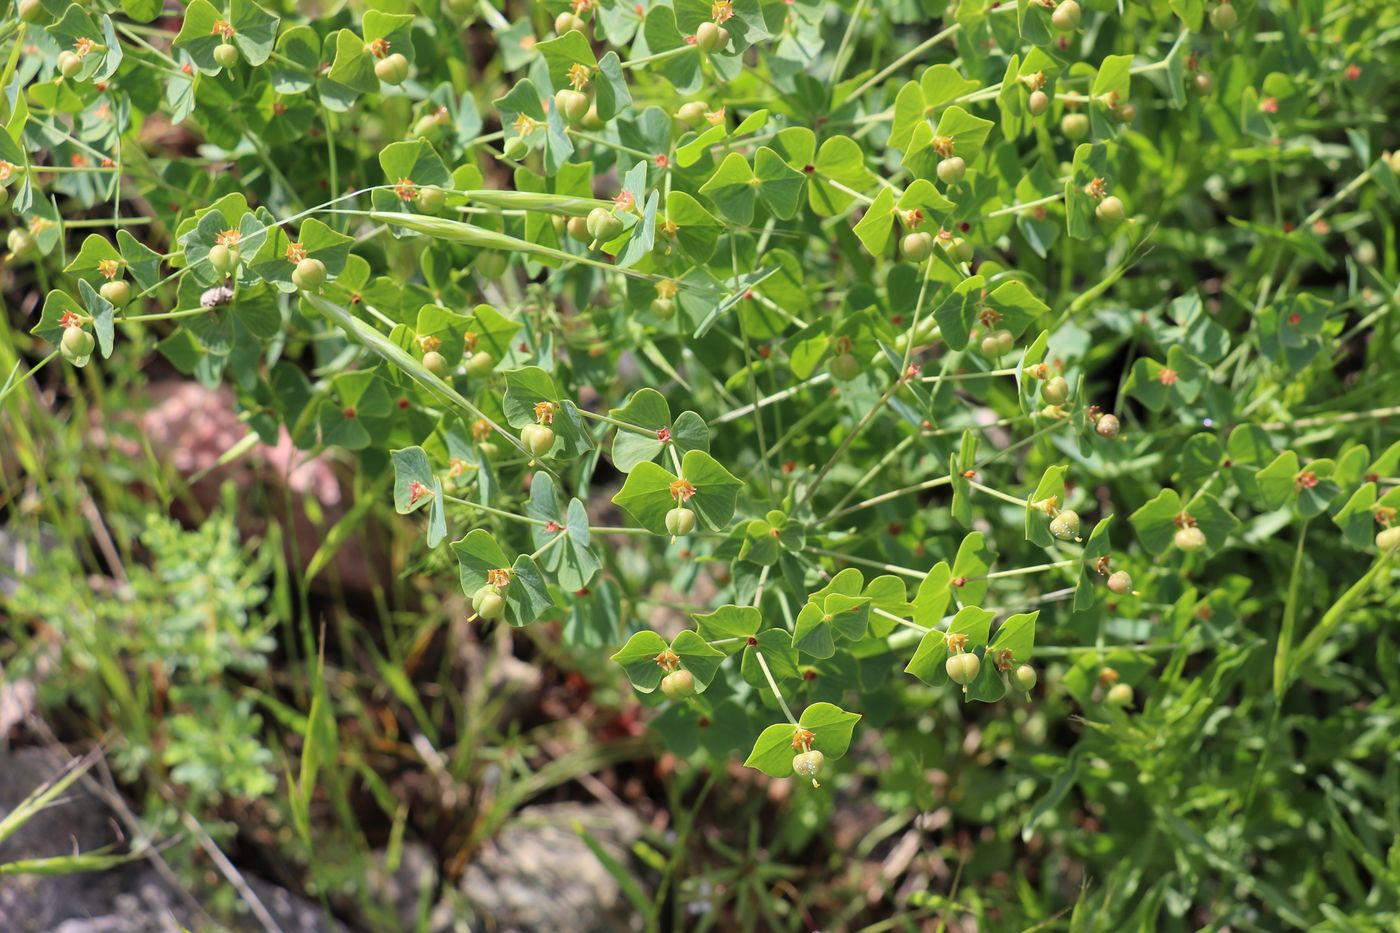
[438,802,645,933]
[364,843,440,931]
[0,746,344,933]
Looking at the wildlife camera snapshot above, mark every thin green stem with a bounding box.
[753,649,798,726]
[967,480,1027,507]
[804,546,925,580]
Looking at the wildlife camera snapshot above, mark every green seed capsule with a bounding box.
[1096,196,1126,224]
[521,423,555,457]
[1061,112,1089,140]
[947,652,981,686]
[586,207,624,242]
[1174,526,1206,552]
[696,21,724,52]
[901,231,934,262]
[937,156,966,185]
[415,186,446,214]
[57,51,83,79]
[665,506,696,537]
[828,352,860,382]
[214,43,239,68]
[554,88,590,124]
[792,749,824,785]
[292,257,327,290]
[1041,376,1070,405]
[1106,682,1134,707]
[661,669,696,699]
[1107,571,1133,594]
[1049,509,1080,540]
[375,52,410,86]
[1014,664,1037,691]
[99,280,131,308]
[61,326,95,362]
[422,350,447,375]
[465,351,494,377]
[1051,0,1081,31]
[1209,2,1237,30]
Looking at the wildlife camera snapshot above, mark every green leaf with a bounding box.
[931,105,995,163]
[853,186,896,257]
[808,135,877,217]
[536,29,598,91]
[699,151,758,225]
[451,530,554,627]
[1129,488,1183,556]
[905,605,996,687]
[670,630,725,691]
[611,630,669,693]
[1024,464,1067,547]
[951,532,994,606]
[694,604,761,651]
[753,146,806,219]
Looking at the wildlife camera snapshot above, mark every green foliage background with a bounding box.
[2,0,1400,929]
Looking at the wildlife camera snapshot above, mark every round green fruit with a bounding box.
[555,88,589,124]
[1041,376,1069,405]
[1027,89,1050,115]
[1174,526,1207,552]
[586,207,624,242]
[1375,526,1400,550]
[208,243,236,277]
[555,11,584,33]
[1106,683,1134,707]
[415,186,446,214]
[1095,413,1120,438]
[503,136,528,160]
[8,228,34,257]
[57,51,83,79]
[292,257,327,291]
[828,352,860,382]
[1049,509,1080,540]
[792,749,824,784]
[521,423,555,457]
[1107,571,1133,595]
[696,21,724,52]
[947,237,974,263]
[99,280,131,308]
[1014,664,1037,691]
[937,156,966,185]
[1061,112,1089,140]
[1210,2,1237,30]
[61,326,95,362]
[901,231,934,262]
[1096,195,1126,224]
[465,351,494,377]
[19,0,44,23]
[422,351,447,375]
[375,53,410,86]
[665,506,696,537]
[676,101,709,128]
[566,215,590,241]
[946,652,981,686]
[660,669,696,700]
[474,589,505,621]
[214,43,239,68]
[1051,0,1081,31]
[650,297,676,320]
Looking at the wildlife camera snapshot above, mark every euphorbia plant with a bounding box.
[4,0,1399,845]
